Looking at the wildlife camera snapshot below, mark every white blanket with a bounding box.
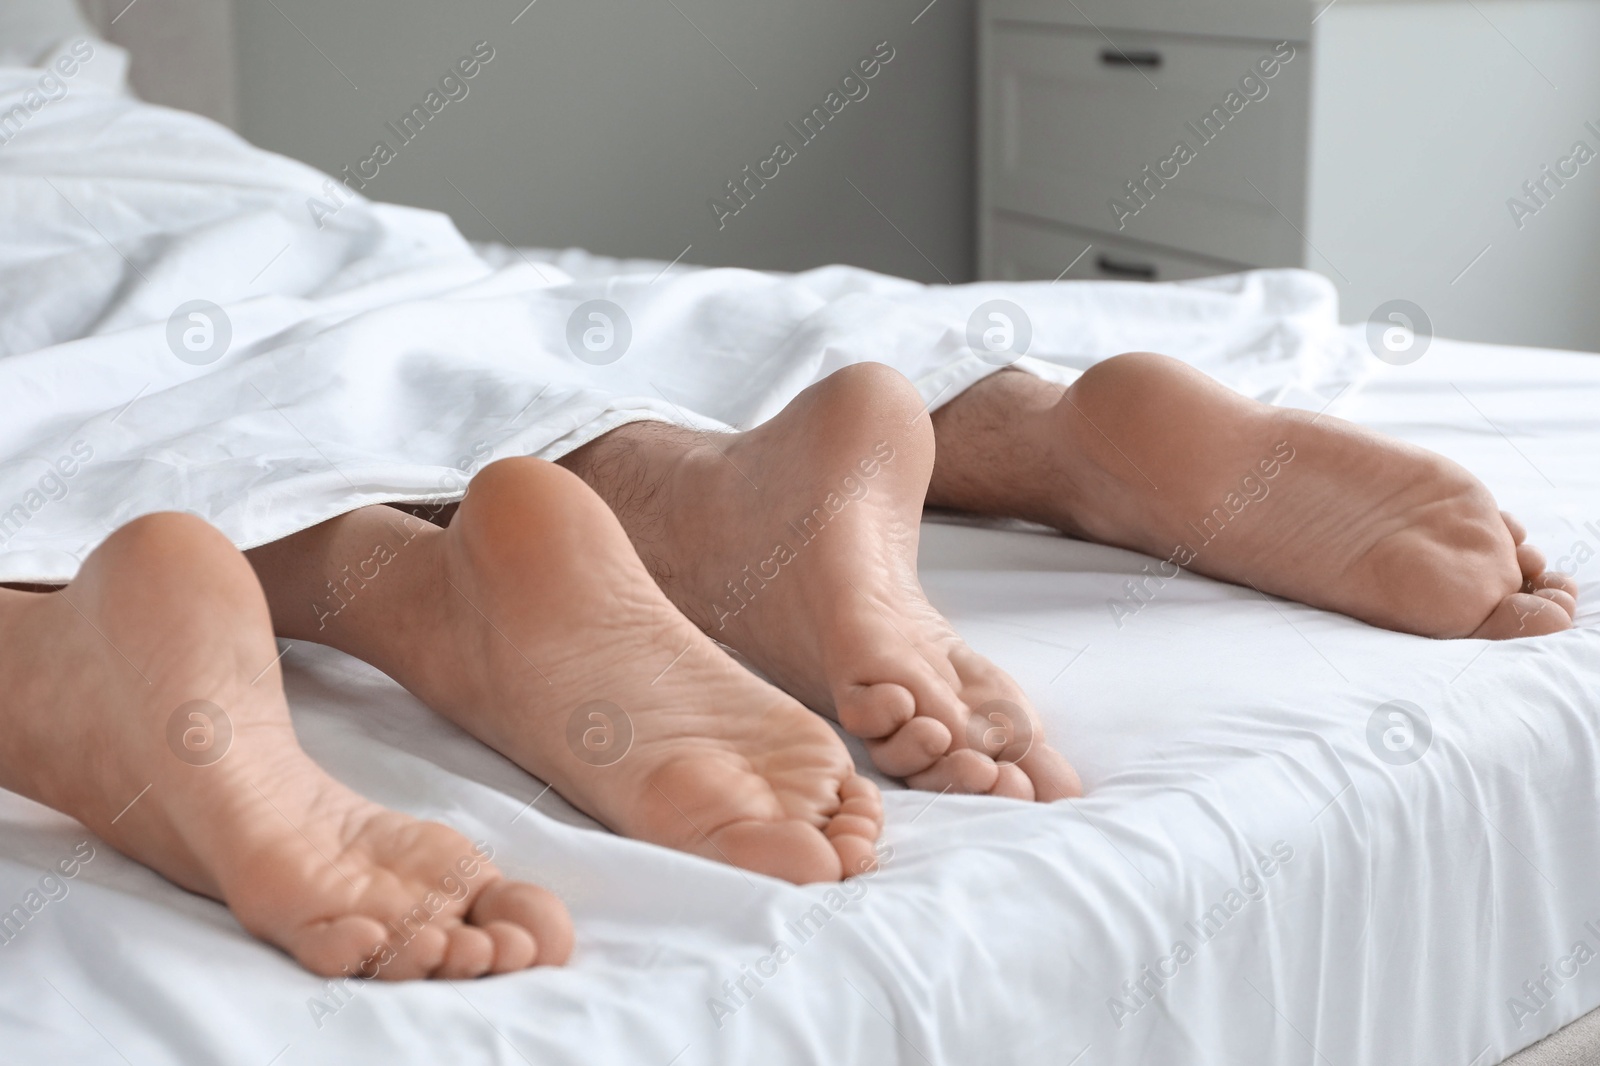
[0,35,1355,584]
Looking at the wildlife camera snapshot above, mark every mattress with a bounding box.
[0,325,1593,1065]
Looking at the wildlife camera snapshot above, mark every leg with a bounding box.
[928,358,1579,639]
[556,363,1083,801]
[246,459,884,884]
[0,513,569,979]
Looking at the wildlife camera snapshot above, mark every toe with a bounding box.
[836,682,916,740]
[291,914,389,978]
[1532,569,1579,597]
[481,920,538,974]
[828,829,880,879]
[988,763,1035,800]
[436,925,496,979]
[907,748,1001,794]
[708,819,844,883]
[1470,592,1574,639]
[949,657,1081,802]
[1534,587,1578,619]
[826,812,884,847]
[1516,542,1547,584]
[962,693,1037,766]
[1502,511,1528,545]
[833,773,884,834]
[825,774,885,875]
[381,923,450,981]
[470,878,573,967]
[839,771,884,820]
[1017,744,1084,801]
[865,715,952,777]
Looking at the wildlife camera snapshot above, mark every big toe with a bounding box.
[710,818,846,883]
[1471,592,1574,639]
[1017,743,1084,801]
[289,913,392,978]
[471,877,575,968]
[704,771,883,884]
[950,654,1080,801]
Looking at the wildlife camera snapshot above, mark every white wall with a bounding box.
[1308,0,1600,352]
[233,0,977,281]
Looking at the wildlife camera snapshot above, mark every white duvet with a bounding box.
[0,35,1357,584]
[2,22,1599,1066]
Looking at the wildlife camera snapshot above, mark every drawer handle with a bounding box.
[1099,49,1163,69]
[1095,254,1158,281]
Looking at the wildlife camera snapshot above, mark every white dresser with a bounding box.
[977,0,1600,352]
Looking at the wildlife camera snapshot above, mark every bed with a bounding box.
[0,277,1594,1064]
[4,9,1600,1065]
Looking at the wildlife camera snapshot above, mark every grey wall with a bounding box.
[1306,0,1600,353]
[79,0,238,127]
[234,0,976,282]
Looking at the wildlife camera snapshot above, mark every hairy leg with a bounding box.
[0,513,569,979]
[246,458,884,883]
[557,363,1082,801]
[928,360,1578,639]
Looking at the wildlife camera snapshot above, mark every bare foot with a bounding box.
[929,357,1579,639]
[248,459,884,883]
[558,363,1083,801]
[0,513,570,979]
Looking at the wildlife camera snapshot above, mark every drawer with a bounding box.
[982,0,1312,44]
[982,212,1244,283]
[980,24,1311,266]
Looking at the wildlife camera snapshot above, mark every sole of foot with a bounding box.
[0,512,570,979]
[932,355,1578,641]
[267,460,886,884]
[563,363,1083,802]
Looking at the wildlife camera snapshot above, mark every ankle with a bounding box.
[557,421,722,588]
[927,371,1073,522]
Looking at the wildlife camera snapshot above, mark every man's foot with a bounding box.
[0,513,570,979]
[248,459,884,883]
[558,364,1083,801]
[928,356,1580,639]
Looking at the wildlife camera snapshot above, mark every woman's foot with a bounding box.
[929,356,1579,639]
[558,363,1082,801]
[0,513,570,979]
[248,459,884,883]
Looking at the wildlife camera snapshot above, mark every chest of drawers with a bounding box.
[977,0,1600,350]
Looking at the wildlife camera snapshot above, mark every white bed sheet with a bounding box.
[0,330,1595,1066]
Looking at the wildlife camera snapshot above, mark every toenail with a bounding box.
[963,698,1035,766]
[165,700,233,766]
[565,700,633,766]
